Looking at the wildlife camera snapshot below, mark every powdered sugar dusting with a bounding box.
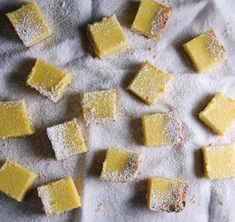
[203,143,235,179]
[30,80,65,103]
[81,89,116,125]
[47,119,86,160]
[128,61,172,105]
[101,151,141,183]
[165,112,184,144]
[150,6,172,39]
[47,123,70,160]
[37,186,54,216]
[14,11,43,46]
[149,178,188,212]
[7,1,51,47]
[205,30,227,63]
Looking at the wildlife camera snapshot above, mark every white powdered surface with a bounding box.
[0,0,235,221]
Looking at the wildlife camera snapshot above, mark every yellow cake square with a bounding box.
[6,0,52,47]
[183,30,227,73]
[131,0,172,39]
[203,144,235,180]
[37,176,81,216]
[101,148,141,183]
[199,93,235,136]
[88,15,129,58]
[0,160,38,201]
[147,177,188,212]
[0,100,35,139]
[47,118,87,160]
[128,61,172,105]
[27,59,71,102]
[81,89,116,125]
[142,113,183,146]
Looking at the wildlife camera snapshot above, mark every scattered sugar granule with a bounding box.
[96,202,104,213]
[190,195,197,204]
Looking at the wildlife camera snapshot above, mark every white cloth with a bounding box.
[0,0,235,221]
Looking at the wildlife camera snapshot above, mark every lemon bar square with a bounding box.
[81,89,116,125]
[142,113,183,146]
[147,177,188,212]
[183,30,227,73]
[203,144,235,180]
[128,61,172,105]
[101,148,141,183]
[27,59,71,102]
[0,100,35,139]
[38,176,81,216]
[0,160,38,201]
[47,118,87,160]
[6,0,52,47]
[199,93,235,136]
[88,15,129,59]
[131,0,172,40]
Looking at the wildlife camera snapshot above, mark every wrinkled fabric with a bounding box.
[0,0,235,222]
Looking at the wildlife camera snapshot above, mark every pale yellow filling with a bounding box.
[0,100,35,139]
[81,89,116,125]
[88,15,129,58]
[38,176,81,215]
[131,0,172,39]
[27,59,71,102]
[0,160,38,201]
[183,30,227,73]
[128,61,172,105]
[199,92,235,136]
[100,148,140,183]
[142,113,169,146]
[203,144,235,179]
[6,0,52,47]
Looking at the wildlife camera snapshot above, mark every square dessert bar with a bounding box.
[38,176,81,216]
[128,61,172,105]
[131,0,172,39]
[0,100,35,139]
[0,160,38,201]
[47,118,87,160]
[88,15,129,58]
[27,59,71,102]
[183,30,227,73]
[81,89,116,125]
[101,148,141,183]
[6,0,52,47]
[203,143,235,180]
[199,93,235,136]
[142,113,183,146]
[147,177,188,212]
